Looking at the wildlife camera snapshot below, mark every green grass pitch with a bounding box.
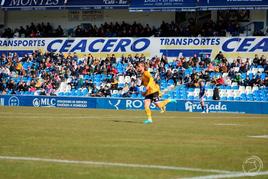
[0,106,267,179]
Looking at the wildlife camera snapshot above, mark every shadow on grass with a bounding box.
[111,120,143,124]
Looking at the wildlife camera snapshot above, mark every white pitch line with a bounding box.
[181,171,268,179]
[214,123,241,126]
[0,115,144,119]
[0,156,235,174]
[248,135,268,139]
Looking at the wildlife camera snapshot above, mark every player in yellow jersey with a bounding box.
[136,62,176,124]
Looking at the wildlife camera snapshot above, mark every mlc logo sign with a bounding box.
[33,98,41,107]
[33,98,56,107]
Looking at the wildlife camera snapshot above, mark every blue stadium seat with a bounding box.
[227,97,234,101]
[111,94,117,97]
[206,85,214,89]
[241,97,246,101]
[82,89,89,96]
[84,75,90,80]
[246,97,254,101]
[94,78,101,83]
[219,85,225,89]
[254,97,261,101]
[58,92,64,96]
[234,97,241,101]
[161,83,168,88]
[241,73,247,80]
[131,94,137,98]
[261,73,266,80]
[187,88,194,92]
[195,67,202,73]
[249,73,253,80]
[187,96,194,100]
[221,97,227,101]
[247,94,253,98]
[232,86,239,90]
[118,83,125,88]
[194,96,199,100]
[207,96,213,100]
[137,93,143,98]
[76,90,83,96]
[162,94,170,99]
[168,79,174,85]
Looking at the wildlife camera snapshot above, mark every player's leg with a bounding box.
[151,92,165,112]
[155,100,168,113]
[155,97,176,113]
[144,98,153,124]
[200,97,206,113]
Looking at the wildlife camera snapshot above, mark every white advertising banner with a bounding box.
[0,37,267,60]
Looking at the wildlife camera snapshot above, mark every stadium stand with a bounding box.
[0,50,267,101]
[2,19,266,38]
[1,23,63,38]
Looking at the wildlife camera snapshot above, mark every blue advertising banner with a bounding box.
[198,0,268,10]
[69,0,129,9]
[1,95,268,115]
[0,95,96,108]
[2,0,129,9]
[3,0,268,10]
[129,0,197,12]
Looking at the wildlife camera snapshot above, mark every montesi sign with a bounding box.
[7,0,62,7]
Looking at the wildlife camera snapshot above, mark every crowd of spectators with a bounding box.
[2,20,267,38]
[0,50,267,98]
[1,22,64,38]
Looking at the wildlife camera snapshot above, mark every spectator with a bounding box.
[253,54,260,66]
[263,76,268,86]
[220,63,228,73]
[121,84,130,97]
[129,82,139,95]
[233,73,242,85]
[214,51,225,64]
[215,76,225,86]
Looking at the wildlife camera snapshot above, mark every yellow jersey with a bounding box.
[141,71,160,96]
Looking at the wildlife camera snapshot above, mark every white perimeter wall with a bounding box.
[4,9,175,29]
